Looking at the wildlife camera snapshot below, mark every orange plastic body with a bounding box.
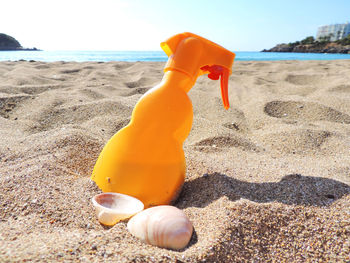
[91,33,235,208]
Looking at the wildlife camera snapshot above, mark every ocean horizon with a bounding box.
[0,50,350,62]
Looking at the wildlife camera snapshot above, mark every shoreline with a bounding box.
[1,51,350,63]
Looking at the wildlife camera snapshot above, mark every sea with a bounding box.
[0,50,350,62]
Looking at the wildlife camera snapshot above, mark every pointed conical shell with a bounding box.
[92,192,144,226]
[127,205,193,250]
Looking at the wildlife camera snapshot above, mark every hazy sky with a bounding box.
[2,0,350,51]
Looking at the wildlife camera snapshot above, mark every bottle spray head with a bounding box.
[160,32,235,109]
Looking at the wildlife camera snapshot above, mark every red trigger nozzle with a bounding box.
[201,65,223,80]
[200,65,230,110]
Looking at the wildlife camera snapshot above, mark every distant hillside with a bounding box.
[262,35,350,54]
[0,33,39,51]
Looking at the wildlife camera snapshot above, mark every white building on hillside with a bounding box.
[316,22,350,41]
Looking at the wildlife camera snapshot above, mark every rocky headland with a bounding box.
[262,36,350,54]
[0,33,39,51]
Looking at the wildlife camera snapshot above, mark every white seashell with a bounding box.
[92,192,144,226]
[127,205,193,250]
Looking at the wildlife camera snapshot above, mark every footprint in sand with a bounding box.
[80,88,105,100]
[21,84,66,95]
[193,135,262,153]
[285,74,326,86]
[328,84,350,94]
[255,77,276,86]
[264,85,317,96]
[34,64,51,69]
[113,62,134,70]
[0,95,32,119]
[124,75,156,96]
[124,77,154,89]
[0,84,65,96]
[59,68,81,74]
[252,62,269,68]
[264,100,350,124]
[28,101,132,134]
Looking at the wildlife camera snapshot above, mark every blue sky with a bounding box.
[1,0,350,51]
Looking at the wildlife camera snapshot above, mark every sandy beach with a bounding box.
[0,59,349,262]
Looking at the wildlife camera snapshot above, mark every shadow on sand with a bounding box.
[176,173,350,209]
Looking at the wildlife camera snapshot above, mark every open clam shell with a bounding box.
[92,192,144,226]
[127,205,193,250]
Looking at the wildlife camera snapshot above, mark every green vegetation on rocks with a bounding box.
[263,35,350,54]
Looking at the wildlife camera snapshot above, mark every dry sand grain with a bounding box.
[0,60,350,262]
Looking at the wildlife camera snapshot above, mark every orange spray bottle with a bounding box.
[91,32,235,208]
